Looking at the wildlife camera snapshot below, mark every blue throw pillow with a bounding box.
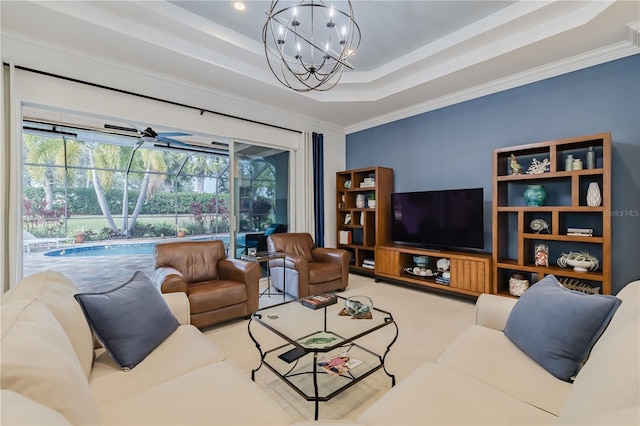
[504,275,621,382]
[74,271,179,370]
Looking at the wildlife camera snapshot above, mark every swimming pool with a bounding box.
[44,236,235,257]
[45,243,158,257]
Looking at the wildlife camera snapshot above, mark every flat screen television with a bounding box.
[391,188,484,250]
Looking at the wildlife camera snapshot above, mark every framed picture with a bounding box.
[534,244,549,266]
[344,214,351,225]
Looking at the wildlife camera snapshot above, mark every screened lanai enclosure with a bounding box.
[22,118,290,287]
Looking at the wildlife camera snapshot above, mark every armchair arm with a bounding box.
[161,292,191,325]
[312,247,350,265]
[219,259,261,291]
[154,266,187,293]
[475,293,518,331]
[269,253,310,274]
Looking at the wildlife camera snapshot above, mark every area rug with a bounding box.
[202,274,476,423]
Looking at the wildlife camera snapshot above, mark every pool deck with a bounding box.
[23,235,253,293]
[24,238,177,292]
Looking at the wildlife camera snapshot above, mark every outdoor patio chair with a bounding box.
[22,230,75,254]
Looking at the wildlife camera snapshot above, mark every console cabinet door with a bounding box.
[450,258,489,293]
[375,248,399,277]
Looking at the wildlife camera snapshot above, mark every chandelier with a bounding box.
[263,0,361,92]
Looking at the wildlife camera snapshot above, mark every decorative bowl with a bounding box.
[436,258,451,271]
[344,296,373,316]
[565,259,597,272]
[413,255,429,267]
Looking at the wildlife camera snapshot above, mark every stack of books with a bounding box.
[360,177,375,188]
[436,271,450,286]
[362,258,375,270]
[302,294,338,310]
[567,227,594,236]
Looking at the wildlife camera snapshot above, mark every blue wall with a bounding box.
[346,54,640,294]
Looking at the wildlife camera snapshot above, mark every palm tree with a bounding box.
[23,134,83,210]
[186,154,224,193]
[89,141,168,236]
[87,143,121,232]
[125,147,167,235]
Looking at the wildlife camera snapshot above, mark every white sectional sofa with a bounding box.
[356,278,640,425]
[2,270,638,426]
[1,271,290,425]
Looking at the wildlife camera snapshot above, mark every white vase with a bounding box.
[586,182,602,207]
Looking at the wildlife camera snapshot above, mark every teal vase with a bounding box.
[524,185,546,206]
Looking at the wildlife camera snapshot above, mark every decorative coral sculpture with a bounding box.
[526,158,550,174]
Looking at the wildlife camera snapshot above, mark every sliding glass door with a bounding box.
[231,141,289,258]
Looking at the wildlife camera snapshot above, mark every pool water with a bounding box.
[45,243,157,257]
[44,236,235,257]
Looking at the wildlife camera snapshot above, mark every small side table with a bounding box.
[241,251,286,302]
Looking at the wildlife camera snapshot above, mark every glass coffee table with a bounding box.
[248,295,398,420]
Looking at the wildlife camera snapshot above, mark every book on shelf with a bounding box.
[567,227,594,234]
[362,258,375,266]
[567,232,594,236]
[361,263,375,270]
[436,277,450,285]
[301,294,338,310]
[359,182,375,188]
[339,230,352,245]
[318,353,363,377]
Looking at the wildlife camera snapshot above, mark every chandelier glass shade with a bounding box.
[263,0,361,92]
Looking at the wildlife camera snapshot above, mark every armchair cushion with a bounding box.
[75,271,179,370]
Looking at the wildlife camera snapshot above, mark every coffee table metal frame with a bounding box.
[248,295,398,420]
[241,251,286,302]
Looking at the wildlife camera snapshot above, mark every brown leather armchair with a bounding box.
[153,240,261,329]
[266,233,351,298]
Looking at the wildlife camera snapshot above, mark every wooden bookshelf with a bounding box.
[492,133,611,296]
[336,167,393,276]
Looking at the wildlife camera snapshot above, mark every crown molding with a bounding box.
[1,31,344,135]
[345,41,640,134]
[3,30,638,136]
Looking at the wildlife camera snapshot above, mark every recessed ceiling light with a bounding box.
[232,1,247,12]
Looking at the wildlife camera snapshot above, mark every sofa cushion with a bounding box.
[557,281,640,425]
[436,324,571,415]
[1,390,71,425]
[89,325,226,405]
[357,363,556,425]
[0,298,102,425]
[75,271,179,370]
[504,275,621,381]
[99,361,290,425]
[1,271,94,378]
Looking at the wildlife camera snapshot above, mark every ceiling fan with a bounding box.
[104,123,192,147]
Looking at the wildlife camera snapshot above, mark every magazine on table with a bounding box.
[317,352,362,376]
